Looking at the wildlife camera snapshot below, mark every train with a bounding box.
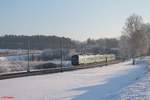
[71,54,116,65]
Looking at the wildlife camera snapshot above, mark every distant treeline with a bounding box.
[0,35,76,49]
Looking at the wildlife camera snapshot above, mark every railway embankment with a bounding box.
[0,60,122,80]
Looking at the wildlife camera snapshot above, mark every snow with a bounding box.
[0,60,71,73]
[119,57,150,99]
[120,73,150,100]
[0,49,71,73]
[0,55,28,61]
[0,60,148,100]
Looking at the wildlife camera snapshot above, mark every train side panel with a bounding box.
[72,54,116,65]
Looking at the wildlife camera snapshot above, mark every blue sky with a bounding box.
[0,0,150,41]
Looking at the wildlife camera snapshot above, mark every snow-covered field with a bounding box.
[0,60,71,73]
[120,57,150,100]
[0,59,149,100]
[0,49,71,73]
[120,72,150,100]
[0,55,28,61]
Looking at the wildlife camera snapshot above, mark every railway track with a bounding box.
[0,60,122,80]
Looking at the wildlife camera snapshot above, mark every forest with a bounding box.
[0,35,76,49]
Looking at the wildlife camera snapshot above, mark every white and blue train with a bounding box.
[71,54,116,65]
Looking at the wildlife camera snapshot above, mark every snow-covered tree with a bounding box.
[120,14,149,64]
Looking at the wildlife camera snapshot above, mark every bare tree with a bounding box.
[120,14,149,64]
[119,35,130,58]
